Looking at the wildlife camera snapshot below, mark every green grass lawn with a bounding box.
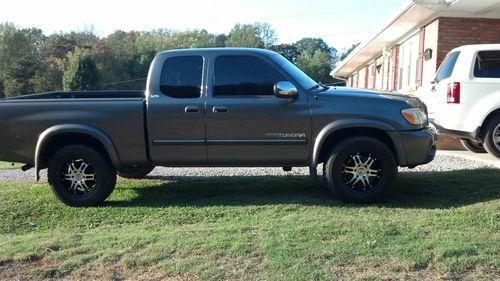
[0,169,499,280]
[0,161,22,170]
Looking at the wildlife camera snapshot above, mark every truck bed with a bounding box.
[0,91,149,166]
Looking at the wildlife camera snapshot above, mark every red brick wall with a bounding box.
[437,17,500,66]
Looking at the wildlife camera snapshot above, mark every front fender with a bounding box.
[35,124,121,181]
[310,119,406,167]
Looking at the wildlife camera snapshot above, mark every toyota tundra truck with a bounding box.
[0,48,436,206]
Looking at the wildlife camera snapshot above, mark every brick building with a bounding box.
[332,0,500,149]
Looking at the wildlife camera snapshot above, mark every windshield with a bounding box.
[271,54,318,90]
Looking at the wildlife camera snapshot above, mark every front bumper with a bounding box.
[392,127,437,167]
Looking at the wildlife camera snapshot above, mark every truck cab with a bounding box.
[146,49,312,166]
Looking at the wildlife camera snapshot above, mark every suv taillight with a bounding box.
[447,82,460,104]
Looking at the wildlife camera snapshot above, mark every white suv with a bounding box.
[425,44,500,158]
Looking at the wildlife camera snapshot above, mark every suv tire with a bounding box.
[323,137,397,203]
[483,115,500,159]
[460,139,487,153]
[48,145,116,207]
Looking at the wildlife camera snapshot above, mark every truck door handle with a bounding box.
[185,106,199,113]
[212,106,228,113]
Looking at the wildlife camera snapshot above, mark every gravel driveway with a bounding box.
[0,152,495,184]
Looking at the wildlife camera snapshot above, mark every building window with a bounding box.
[398,33,419,90]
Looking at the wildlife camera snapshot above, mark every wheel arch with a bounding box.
[311,119,405,168]
[480,107,500,139]
[35,124,121,180]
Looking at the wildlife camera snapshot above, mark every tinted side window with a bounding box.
[160,56,203,98]
[435,51,460,82]
[213,56,285,97]
[474,51,500,78]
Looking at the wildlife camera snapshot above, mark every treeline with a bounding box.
[0,22,339,97]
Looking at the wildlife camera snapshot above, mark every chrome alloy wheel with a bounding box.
[62,159,97,195]
[341,153,381,192]
[493,123,500,151]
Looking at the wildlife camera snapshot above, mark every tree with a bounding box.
[33,56,65,92]
[270,44,299,63]
[291,38,339,83]
[63,48,99,91]
[226,22,277,48]
[0,23,42,96]
[215,34,227,47]
[254,22,277,47]
[296,49,333,83]
[2,55,39,96]
[340,42,360,61]
[294,38,331,56]
[226,23,264,48]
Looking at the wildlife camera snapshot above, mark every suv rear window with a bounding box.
[474,51,500,78]
[435,51,460,82]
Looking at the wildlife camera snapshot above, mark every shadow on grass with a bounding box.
[105,169,500,209]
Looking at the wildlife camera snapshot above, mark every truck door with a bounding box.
[147,52,207,165]
[205,53,311,165]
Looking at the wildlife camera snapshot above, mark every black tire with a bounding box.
[483,115,500,159]
[118,166,155,179]
[460,139,487,153]
[48,145,116,207]
[323,137,397,203]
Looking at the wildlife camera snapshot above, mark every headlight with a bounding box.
[401,108,427,125]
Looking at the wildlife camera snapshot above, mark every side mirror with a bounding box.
[274,81,298,99]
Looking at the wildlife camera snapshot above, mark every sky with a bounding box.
[0,0,407,50]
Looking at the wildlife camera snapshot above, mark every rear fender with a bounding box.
[35,124,120,181]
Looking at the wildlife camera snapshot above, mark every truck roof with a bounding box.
[157,47,278,56]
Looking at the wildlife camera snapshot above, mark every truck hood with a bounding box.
[319,87,423,108]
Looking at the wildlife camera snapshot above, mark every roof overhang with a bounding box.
[333,0,500,78]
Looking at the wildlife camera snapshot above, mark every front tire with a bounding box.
[460,139,487,153]
[483,115,500,159]
[323,137,397,203]
[48,145,116,207]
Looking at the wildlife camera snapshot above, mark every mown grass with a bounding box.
[0,169,499,280]
[0,161,22,170]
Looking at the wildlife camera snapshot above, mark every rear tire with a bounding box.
[48,145,116,207]
[460,139,487,153]
[323,137,397,203]
[118,166,155,179]
[483,115,500,159]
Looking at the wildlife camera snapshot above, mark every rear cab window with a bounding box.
[474,50,500,78]
[160,56,203,98]
[435,51,460,82]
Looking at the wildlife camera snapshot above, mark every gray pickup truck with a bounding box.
[0,48,436,206]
